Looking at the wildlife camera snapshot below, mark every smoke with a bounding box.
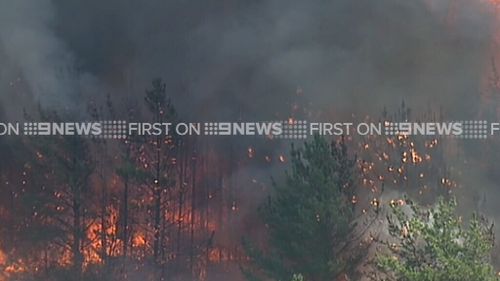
[20,0,486,120]
[0,0,493,119]
[0,0,100,114]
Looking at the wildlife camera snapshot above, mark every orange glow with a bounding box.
[486,0,500,6]
[84,206,122,266]
[132,233,147,248]
[0,250,6,266]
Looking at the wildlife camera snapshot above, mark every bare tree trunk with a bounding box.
[100,181,108,263]
[122,176,129,257]
[176,148,187,257]
[190,151,197,276]
[153,185,161,262]
[72,195,83,279]
[153,130,162,262]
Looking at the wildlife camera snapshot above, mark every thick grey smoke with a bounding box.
[0,0,494,119]
[0,0,100,115]
[36,0,492,120]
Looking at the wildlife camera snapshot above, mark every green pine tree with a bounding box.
[244,135,358,281]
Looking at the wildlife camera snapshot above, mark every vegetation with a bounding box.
[244,135,358,281]
[378,198,499,281]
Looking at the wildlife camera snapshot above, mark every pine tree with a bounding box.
[140,79,178,266]
[24,111,94,280]
[244,135,358,281]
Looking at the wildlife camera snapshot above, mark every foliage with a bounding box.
[244,135,357,281]
[378,197,499,281]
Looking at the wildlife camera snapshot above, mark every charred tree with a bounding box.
[143,79,178,265]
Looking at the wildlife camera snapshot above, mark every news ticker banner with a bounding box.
[0,120,496,139]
